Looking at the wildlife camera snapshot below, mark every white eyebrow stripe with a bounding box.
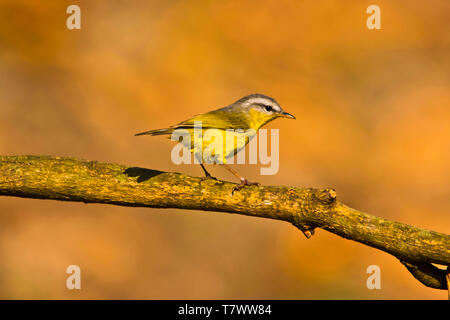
[245,97,281,111]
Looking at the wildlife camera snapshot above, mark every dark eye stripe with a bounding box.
[254,103,274,112]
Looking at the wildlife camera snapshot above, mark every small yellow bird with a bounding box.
[135,94,295,191]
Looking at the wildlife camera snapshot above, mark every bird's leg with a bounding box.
[200,163,218,180]
[194,152,217,180]
[223,164,259,193]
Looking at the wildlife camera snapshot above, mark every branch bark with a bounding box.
[0,155,449,290]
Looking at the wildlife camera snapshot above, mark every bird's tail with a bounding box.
[135,128,174,136]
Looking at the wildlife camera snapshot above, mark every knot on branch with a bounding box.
[290,188,337,239]
[291,214,316,238]
[313,188,337,205]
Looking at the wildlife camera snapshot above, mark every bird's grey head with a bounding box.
[234,93,295,119]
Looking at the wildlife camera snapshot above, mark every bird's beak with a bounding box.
[280,111,296,119]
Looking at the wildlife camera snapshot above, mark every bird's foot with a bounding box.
[201,174,219,181]
[232,179,260,195]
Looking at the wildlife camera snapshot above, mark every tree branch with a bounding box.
[0,155,449,290]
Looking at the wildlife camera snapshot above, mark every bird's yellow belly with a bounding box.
[185,128,256,164]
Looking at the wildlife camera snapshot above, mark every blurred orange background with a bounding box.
[0,0,449,299]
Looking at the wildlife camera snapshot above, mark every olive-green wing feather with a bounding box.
[175,109,250,130]
[135,106,249,137]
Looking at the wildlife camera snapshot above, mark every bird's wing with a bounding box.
[174,109,250,131]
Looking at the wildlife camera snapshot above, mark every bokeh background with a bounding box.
[0,0,449,299]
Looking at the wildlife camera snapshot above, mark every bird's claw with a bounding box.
[201,174,219,181]
[232,179,260,195]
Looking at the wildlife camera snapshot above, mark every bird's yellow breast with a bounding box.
[180,128,256,164]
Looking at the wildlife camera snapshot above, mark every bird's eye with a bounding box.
[264,105,273,112]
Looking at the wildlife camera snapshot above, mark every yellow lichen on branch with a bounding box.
[0,155,449,291]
